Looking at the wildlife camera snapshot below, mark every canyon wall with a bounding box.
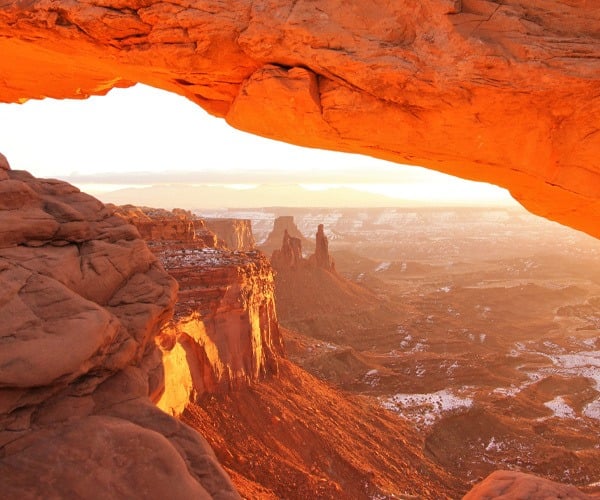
[0,162,239,498]
[115,205,219,247]
[204,218,255,251]
[1,1,599,237]
[116,207,283,416]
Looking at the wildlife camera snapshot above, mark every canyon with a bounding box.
[1,159,598,497]
[1,1,600,497]
[253,207,600,496]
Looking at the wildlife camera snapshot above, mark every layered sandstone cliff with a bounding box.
[117,206,283,415]
[205,218,255,251]
[157,248,284,415]
[1,1,599,237]
[115,205,219,247]
[0,160,239,498]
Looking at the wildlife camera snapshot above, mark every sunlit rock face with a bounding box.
[0,163,239,499]
[205,218,256,251]
[115,206,283,416]
[114,205,219,246]
[0,1,599,237]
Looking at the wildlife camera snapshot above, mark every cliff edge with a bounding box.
[0,161,239,498]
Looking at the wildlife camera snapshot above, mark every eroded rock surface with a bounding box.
[1,1,599,236]
[271,229,303,270]
[463,470,593,499]
[118,206,283,415]
[312,223,334,271]
[115,205,219,247]
[0,164,239,499]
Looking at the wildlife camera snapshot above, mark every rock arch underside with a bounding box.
[0,0,599,237]
[1,1,600,499]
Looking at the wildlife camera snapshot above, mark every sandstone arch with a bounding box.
[0,0,599,237]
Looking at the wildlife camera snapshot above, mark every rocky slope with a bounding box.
[270,220,397,343]
[0,159,239,498]
[463,470,594,500]
[183,357,462,499]
[1,1,599,237]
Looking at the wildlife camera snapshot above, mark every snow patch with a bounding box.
[374,262,391,272]
[485,437,505,452]
[380,390,473,426]
[544,396,576,419]
[583,400,600,420]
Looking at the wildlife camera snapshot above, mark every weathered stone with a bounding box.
[0,171,239,498]
[0,2,599,236]
[463,470,593,499]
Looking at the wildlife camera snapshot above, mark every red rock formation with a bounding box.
[463,470,593,499]
[117,206,283,414]
[157,248,284,406]
[313,223,334,271]
[270,221,334,272]
[271,229,303,269]
[204,218,255,251]
[115,204,219,247]
[0,1,599,237]
[0,162,239,498]
[260,215,310,256]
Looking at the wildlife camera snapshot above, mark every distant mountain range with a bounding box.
[93,183,424,209]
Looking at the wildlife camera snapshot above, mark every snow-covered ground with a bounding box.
[543,396,576,419]
[380,389,473,426]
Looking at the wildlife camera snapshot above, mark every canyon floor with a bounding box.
[202,206,600,495]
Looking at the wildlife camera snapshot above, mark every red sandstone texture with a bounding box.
[0,164,238,498]
[116,206,283,415]
[1,1,599,237]
[463,470,595,499]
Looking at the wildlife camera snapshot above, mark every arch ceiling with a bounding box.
[1,0,599,237]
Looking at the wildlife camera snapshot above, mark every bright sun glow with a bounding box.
[0,84,518,208]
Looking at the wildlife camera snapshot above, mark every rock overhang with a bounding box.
[0,0,598,237]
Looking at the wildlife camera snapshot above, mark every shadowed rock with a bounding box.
[0,161,239,499]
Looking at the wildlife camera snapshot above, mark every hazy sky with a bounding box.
[0,84,517,207]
